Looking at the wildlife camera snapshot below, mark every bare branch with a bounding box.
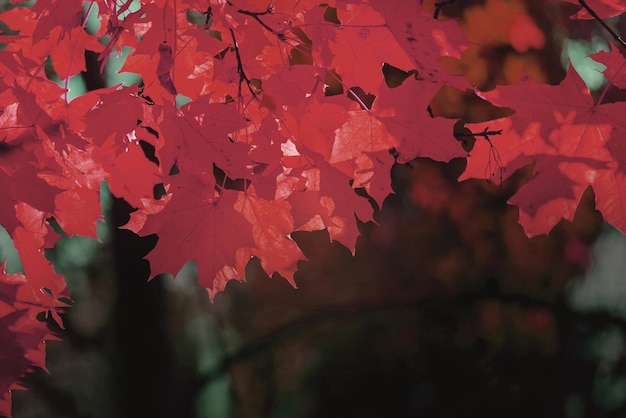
[455,127,503,140]
[228,28,259,98]
[237,8,287,40]
[433,0,456,20]
[578,0,626,49]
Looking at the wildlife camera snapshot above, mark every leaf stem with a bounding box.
[457,127,503,183]
[455,127,502,140]
[347,88,370,112]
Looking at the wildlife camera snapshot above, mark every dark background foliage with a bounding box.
[9,156,626,418]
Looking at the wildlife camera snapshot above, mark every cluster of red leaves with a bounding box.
[0,0,625,416]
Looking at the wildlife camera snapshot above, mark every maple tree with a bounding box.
[0,0,625,416]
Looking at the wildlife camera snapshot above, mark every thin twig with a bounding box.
[578,0,626,49]
[238,8,287,40]
[455,127,503,139]
[228,28,258,98]
[433,0,456,19]
[457,127,503,183]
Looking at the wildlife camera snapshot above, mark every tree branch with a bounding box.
[433,0,456,20]
[578,0,626,49]
[457,127,503,183]
[455,127,502,141]
[228,28,258,98]
[236,6,287,40]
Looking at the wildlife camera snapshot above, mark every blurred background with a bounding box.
[2,0,626,417]
[8,157,626,418]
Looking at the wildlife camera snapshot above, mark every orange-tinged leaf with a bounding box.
[508,13,545,53]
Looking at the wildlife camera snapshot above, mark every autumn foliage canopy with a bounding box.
[1,0,626,415]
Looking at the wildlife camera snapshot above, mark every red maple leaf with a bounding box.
[462,66,626,235]
[234,187,303,284]
[29,0,83,44]
[285,150,373,251]
[153,95,250,179]
[592,46,626,89]
[48,25,105,81]
[120,2,231,103]
[13,203,69,313]
[80,86,145,146]
[0,262,60,418]
[309,3,416,92]
[368,0,469,85]
[141,172,254,297]
[375,78,462,163]
[0,141,60,237]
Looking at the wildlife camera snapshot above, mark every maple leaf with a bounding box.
[231,115,285,201]
[352,150,397,206]
[278,100,349,161]
[2,84,57,145]
[120,2,229,103]
[310,3,416,93]
[80,86,145,146]
[285,151,374,250]
[54,188,101,238]
[47,25,105,81]
[29,0,83,44]
[374,78,463,163]
[0,262,60,418]
[34,120,157,236]
[0,141,60,237]
[13,203,69,313]
[592,46,626,89]
[0,312,50,418]
[141,172,254,297]
[331,106,399,165]
[97,138,161,209]
[367,0,469,85]
[260,65,322,120]
[462,66,626,235]
[234,187,303,285]
[154,95,250,180]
